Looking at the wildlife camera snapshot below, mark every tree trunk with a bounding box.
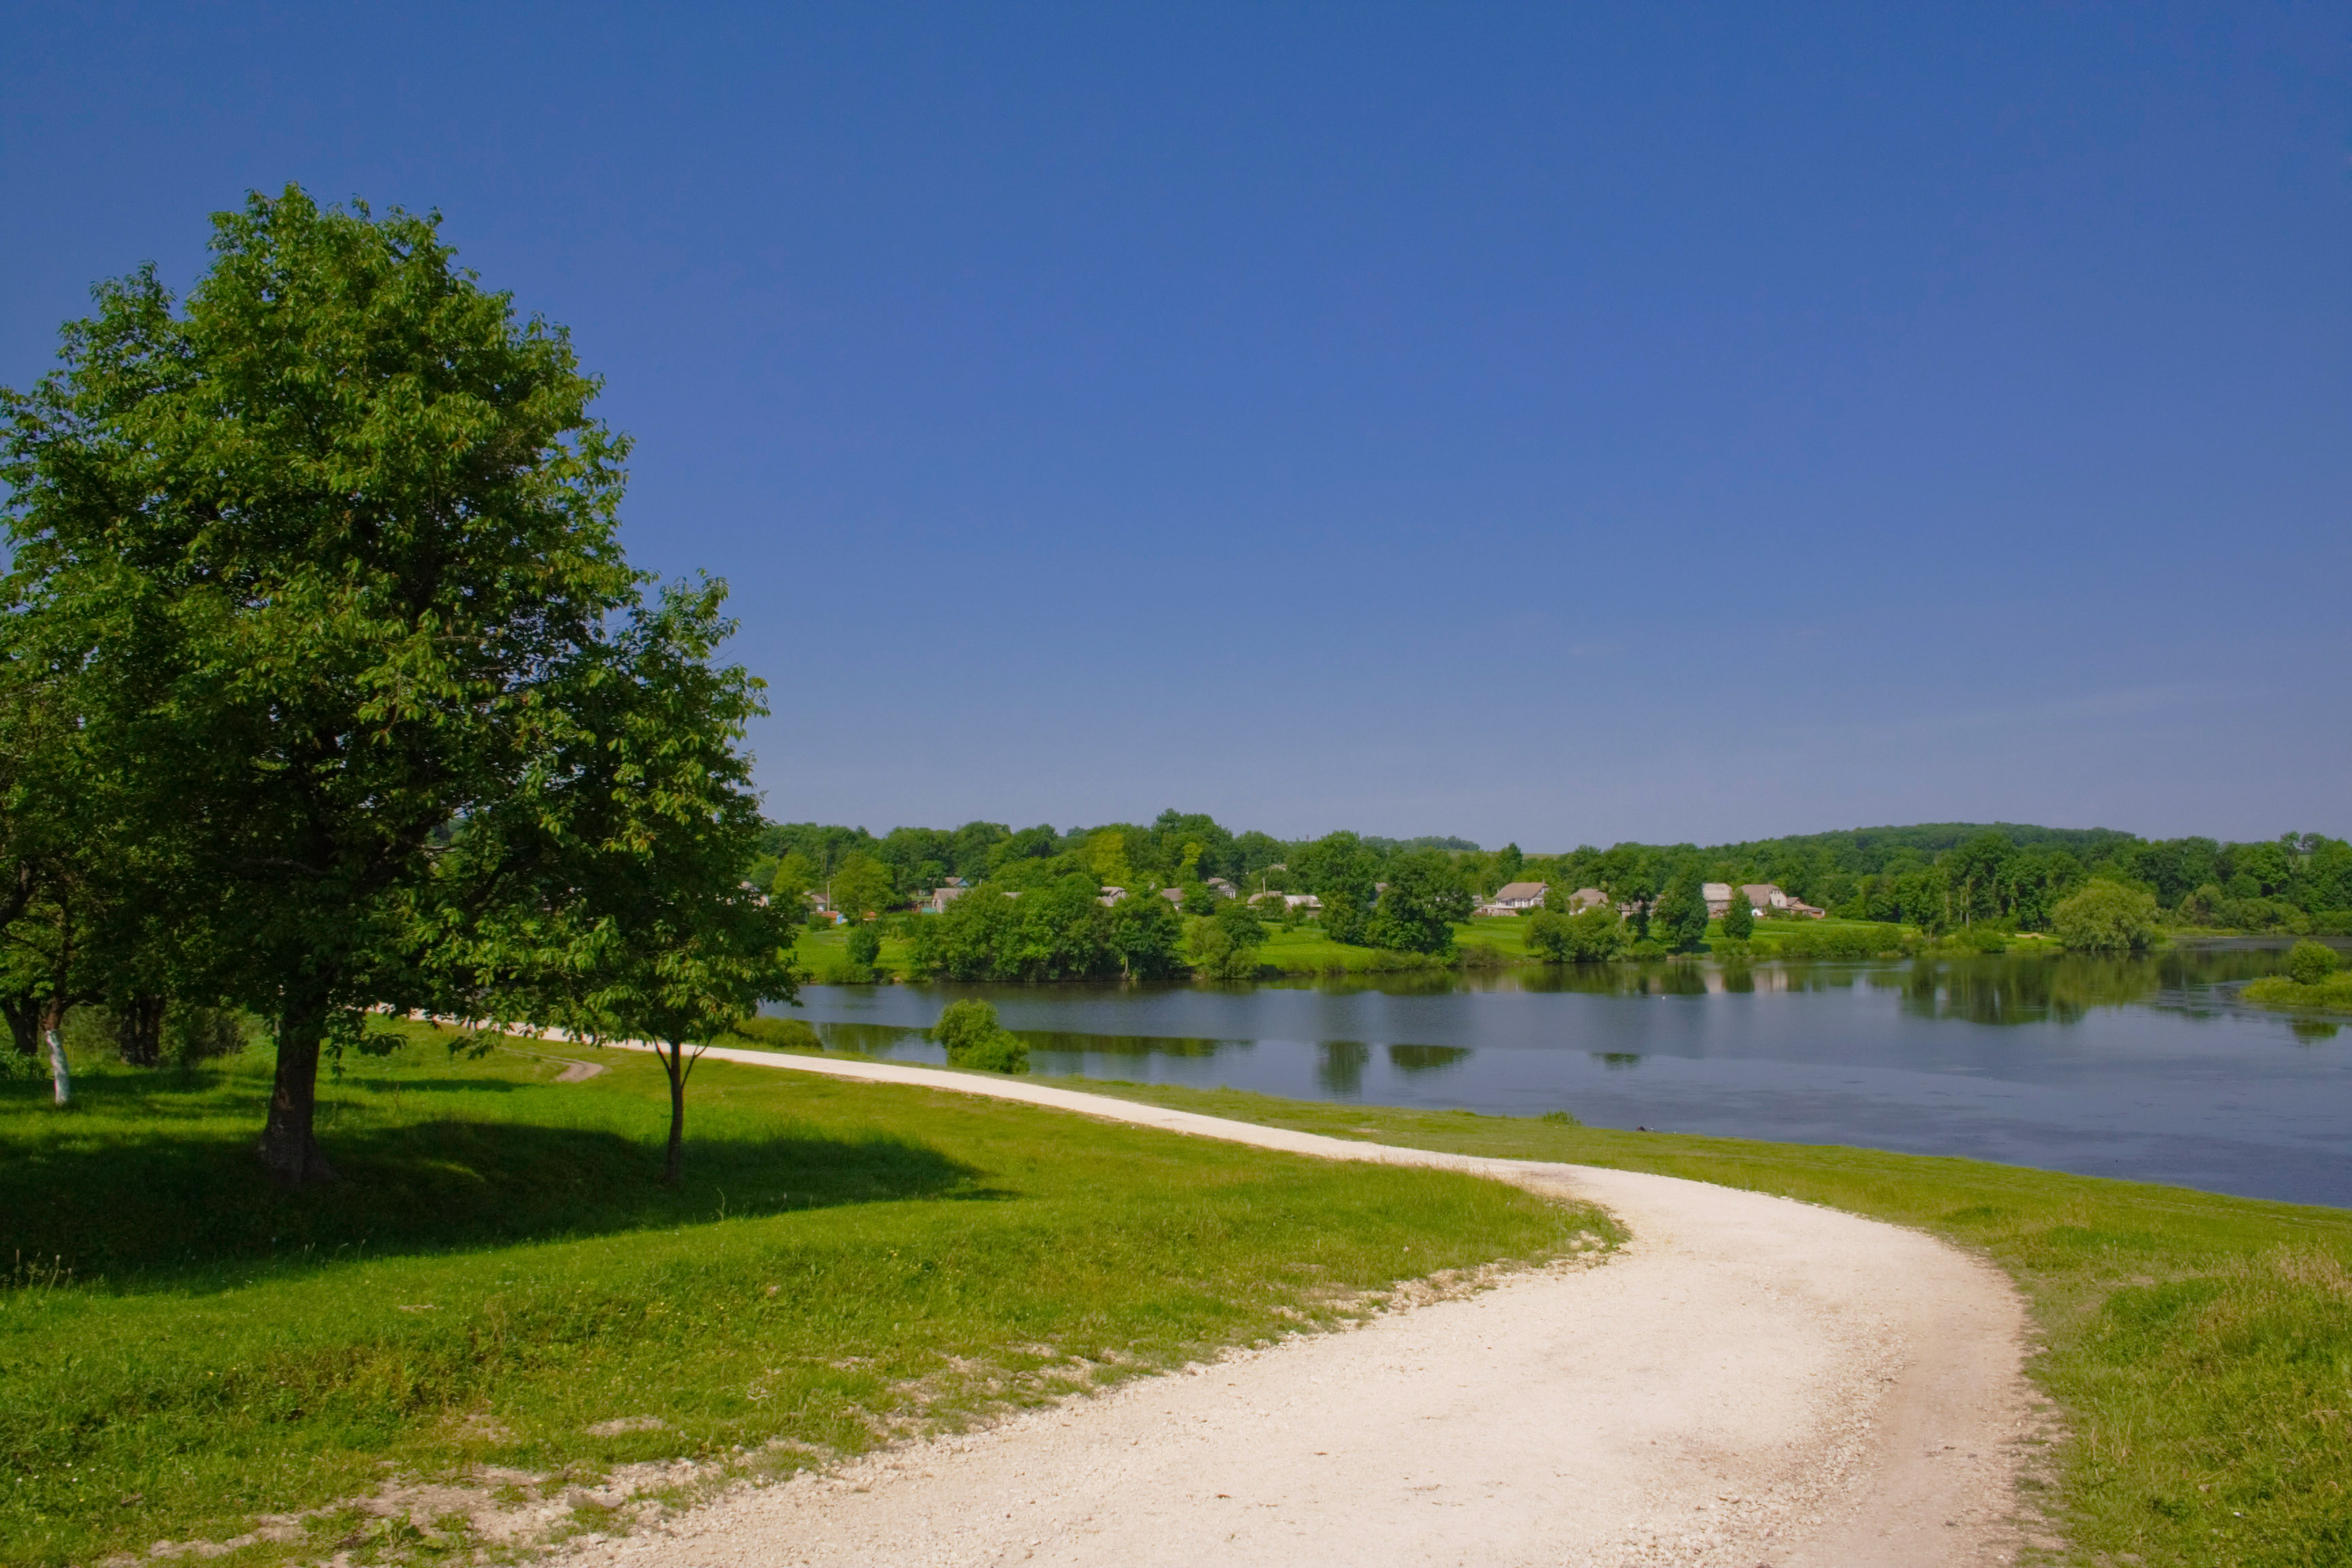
[116,996,166,1067]
[42,996,70,1106]
[258,997,336,1186]
[660,1041,687,1186]
[3,997,37,1059]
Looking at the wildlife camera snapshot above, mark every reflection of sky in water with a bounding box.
[769,947,2352,1208]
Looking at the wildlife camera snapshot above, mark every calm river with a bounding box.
[771,942,2352,1207]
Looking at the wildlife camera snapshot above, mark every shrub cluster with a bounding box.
[1765,924,1909,961]
[2051,880,2162,953]
[1523,907,1629,963]
[926,999,1030,1075]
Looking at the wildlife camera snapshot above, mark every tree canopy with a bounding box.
[0,187,791,1179]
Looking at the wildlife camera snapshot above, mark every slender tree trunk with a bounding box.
[41,996,70,1106]
[659,1040,687,1186]
[116,995,165,1067]
[259,995,336,1186]
[3,998,37,1059]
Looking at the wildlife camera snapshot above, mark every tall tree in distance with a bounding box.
[1720,885,1754,941]
[0,186,676,1181]
[1653,867,1711,952]
[1363,851,1473,955]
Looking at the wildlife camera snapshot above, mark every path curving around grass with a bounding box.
[577,1044,2041,1567]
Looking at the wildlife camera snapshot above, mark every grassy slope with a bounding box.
[1063,1079,2352,1568]
[0,1033,1601,1568]
[791,925,913,982]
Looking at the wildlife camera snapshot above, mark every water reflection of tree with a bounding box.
[815,1022,927,1054]
[1023,1032,1236,1058]
[1387,1043,1471,1075]
[1318,1041,1371,1094]
[1590,1052,1642,1070]
[1518,963,1710,998]
[1876,949,2295,1026]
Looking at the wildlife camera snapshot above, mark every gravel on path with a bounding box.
[563,1045,2041,1567]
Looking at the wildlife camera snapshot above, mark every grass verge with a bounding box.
[0,1030,1603,1568]
[1062,1078,2352,1568]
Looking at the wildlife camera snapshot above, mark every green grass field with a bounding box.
[789,924,913,983]
[0,1032,1602,1568]
[1066,1079,2352,1568]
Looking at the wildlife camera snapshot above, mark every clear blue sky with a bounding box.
[4,3,2345,849]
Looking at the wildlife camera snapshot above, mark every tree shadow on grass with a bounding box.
[1,1101,987,1288]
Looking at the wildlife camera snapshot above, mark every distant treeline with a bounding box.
[759,813,2350,937]
[764,813,2352,947]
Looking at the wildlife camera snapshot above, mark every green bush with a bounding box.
[926,999,1030,1075]
[844,924,882,972]
[2285,941,2342,986]
[1525,906,1629,963]
[1187,922,1260,981]
[1770,924,1906,961]
[163,1007,248,1066]
[2052,880,2161,953]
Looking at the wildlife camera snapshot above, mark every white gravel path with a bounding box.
[570,1047,2040,1567]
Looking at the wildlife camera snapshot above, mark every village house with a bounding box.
[919,878,970,915]
[1475,880,1549,917]
[1736,883,1826,920]
[1703,882,1733,918]
[1561,887,1610,914]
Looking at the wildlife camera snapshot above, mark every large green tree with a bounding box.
[0,186,756,1182]
[1363,851,1472,955]
[2051,880,2161,954]
[1652,867,1712,952]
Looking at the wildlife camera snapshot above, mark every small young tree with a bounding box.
[457,583,796,1186]
[1720,889,1755,941]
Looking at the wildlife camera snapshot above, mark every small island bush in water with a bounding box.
[2242,940,2352,1015]
[927,999,1030,1074]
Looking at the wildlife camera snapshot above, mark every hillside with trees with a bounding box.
[765,812,2352,975]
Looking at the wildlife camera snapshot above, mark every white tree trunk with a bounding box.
[46,1026,70,1105]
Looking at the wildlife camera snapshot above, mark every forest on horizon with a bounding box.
[759,813,2352,938]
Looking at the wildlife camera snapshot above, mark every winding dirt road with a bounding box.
[568,1047,2041,1567]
